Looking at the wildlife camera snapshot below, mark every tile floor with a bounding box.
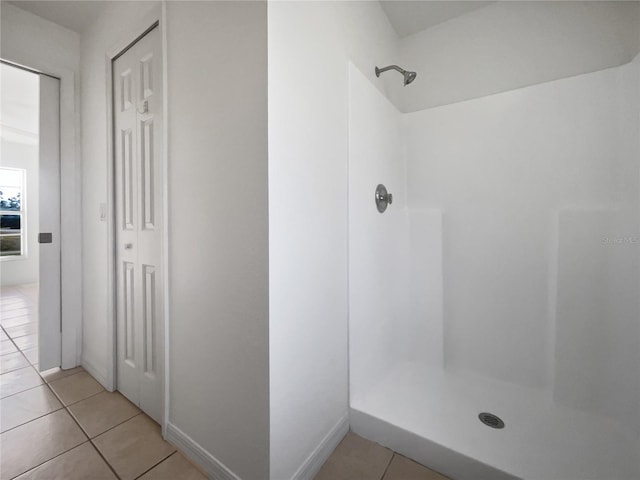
[0,285,206,480]
[314,432,450,480]
[2,285,446,480]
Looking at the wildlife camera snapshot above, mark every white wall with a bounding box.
[79,2,269,479]
[405,57,640,425]
[268,2,398,479]
[0,142,39,286]
[0,3,80,74]
[165,3,269,479]
[393,1,640,111]
[79,0,160,386]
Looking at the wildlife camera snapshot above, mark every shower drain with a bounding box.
[479,412,505,429]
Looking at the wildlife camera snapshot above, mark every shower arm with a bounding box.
[375,64,417,86]
[375,65,405,77]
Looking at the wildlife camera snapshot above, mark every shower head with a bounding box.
[404,70,417,86]
[375,65,417,86]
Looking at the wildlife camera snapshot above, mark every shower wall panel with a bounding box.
[555,208,640,432]
[408,209,444,368]
[405,56,640,411]
[348,63,411,399]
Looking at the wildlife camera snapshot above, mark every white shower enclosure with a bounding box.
[348,52,640,480]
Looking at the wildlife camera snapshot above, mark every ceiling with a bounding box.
[10,0,493,39]
[380,1,493,37]
[8,1,110,33]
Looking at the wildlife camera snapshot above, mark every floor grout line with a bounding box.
[0,300,34,307]
[1,291,106,480]
[45,371,106,404]
[0,350,22,358]
[0,326,23,352]
[0,369,45,400]
[58,405,122,479]
[85,412,144,440]
[379,452,395,480]
[0,351,31,374]
[0,404,65,435]
[46,369,88,383]
[0,314,38,326]
[4,330,39,340]
[63,384,108,403]
[388,451,452,480]
[87,437,123,480]
[34,362,123,480]
[131,450,177,480]
[22,338,123,480]
[51,387,106,409]
[5,327,88,477]
[2,309,91,478]
[1,311,36,319]
[8,440,93,480]
[0,323,38,333]
[0,316,38,324]
[1,288,173,480]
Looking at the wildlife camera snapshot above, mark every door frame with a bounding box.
[0,58,81,370]
[104,5,170,434]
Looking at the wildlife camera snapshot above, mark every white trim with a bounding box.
[0,256,27,262]
[291,414,350,480]
[104,33,117,395]
[104,4,168,433]
[58,68,81,370]
[165,422,242,480]
[160,0,171,440]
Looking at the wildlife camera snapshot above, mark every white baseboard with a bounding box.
[291,414,350,480]
[165,422,242,480]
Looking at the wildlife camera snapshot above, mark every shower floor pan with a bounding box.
[350,362,639,480]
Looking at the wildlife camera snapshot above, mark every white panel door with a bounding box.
[114,26,163,422]
[38,74,61,371]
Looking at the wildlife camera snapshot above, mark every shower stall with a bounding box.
[348,44,640,480]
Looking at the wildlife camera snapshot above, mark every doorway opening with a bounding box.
[1,62,61,371]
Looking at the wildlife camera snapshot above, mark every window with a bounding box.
[0,167,26,258]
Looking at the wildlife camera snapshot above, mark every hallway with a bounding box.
[0,286,205,480]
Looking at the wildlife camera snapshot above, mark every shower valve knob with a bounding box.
[375,184,393,213]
